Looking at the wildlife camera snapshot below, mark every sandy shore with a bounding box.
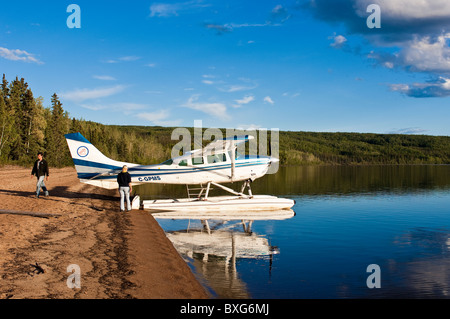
[0,166,208,299]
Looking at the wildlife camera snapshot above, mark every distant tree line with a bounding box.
[0,74,449,168]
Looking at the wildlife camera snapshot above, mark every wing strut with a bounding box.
[230,144,236,182]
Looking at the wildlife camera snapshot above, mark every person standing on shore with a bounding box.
[117,165,132,212]
[30,152,49,198]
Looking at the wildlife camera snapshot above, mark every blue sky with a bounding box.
[1,0,450,136]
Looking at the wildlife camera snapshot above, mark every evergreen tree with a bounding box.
[0,75,17,161]
[1,74,9,101]
[27,96,47,156]
[45,93,70,166]
[5,77,26,161]
[0,92,15,160]
[23,88,36,156]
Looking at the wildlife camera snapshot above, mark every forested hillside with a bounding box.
[1,74,449,168]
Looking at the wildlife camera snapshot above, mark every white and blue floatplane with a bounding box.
[65,132,295,212]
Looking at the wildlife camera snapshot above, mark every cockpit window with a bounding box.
[178,159,188,166]
[192,157,204,165]
[207,153,226,164]
[228,149,240,160]
[161,159,173,165]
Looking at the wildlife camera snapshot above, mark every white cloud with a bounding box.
[219,84,257,93]
[307,0,450,98]
[137,110,182,126]
[80,102,146,112]
[233,95,255,108]
[383,61,394,69]
[208,21,283,34]
[236,124,262,130]
[104,56,141,64]
[0,47,43,64]
[119,56,141,62]
[207,3,290,34]
[145,90,163,94]
[398,34,450,73]
[270,4,291,23]
[138,110,169,122]
[329,34,347,48]
[93,75,116,81]
[283,92,301,98]
[264,96,274,105]
[368,33,450,73]
[202,80,214,85]
[183,95,230,119]
[150,1,210,17]
[150,3,181,17]
[225,22,274,28]
[389,76,450,98]
[78,104,107,111]
[60,85,127,102]
[387,127,428,134]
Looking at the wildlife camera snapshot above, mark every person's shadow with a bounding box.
[0,186,119,211]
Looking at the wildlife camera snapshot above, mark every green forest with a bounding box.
[1,74,450,168]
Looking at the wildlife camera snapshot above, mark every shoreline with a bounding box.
[0,166,208,299]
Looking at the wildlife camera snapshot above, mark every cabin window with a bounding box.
[207,153,226,164]
[192,157,204,165]
[178,159,188,166]
[228,149,239,160]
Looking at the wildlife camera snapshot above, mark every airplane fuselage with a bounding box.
[82,153,272,189]
[65,132,276,190]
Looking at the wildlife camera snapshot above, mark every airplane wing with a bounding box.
[191,135,254,156]
[189,135,254,182]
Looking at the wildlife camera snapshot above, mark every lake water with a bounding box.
[135,165,450,299]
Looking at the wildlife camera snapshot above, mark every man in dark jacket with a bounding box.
[31,152,49,198]
[117,165,132,211]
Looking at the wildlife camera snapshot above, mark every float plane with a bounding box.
[65,132,295,211]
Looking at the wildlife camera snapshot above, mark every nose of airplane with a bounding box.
[269,157,279,164]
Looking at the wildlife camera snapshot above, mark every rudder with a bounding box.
[65,132,134,182]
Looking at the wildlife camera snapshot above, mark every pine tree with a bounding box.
[0,92,15,160]
[1,74,9,101]
[0,75,12,160]
[23,88,36,156]
[0,75,16,161]
[45,93,70,166]
[27,96,47,157]
[8,77,32,161]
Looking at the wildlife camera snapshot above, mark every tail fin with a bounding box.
[65,132,135,189]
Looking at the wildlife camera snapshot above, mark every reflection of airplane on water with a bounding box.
[155,209,294,257]
[165,221,276,299]
[167,226,277,260]
[154,210,295,298]
[65,132,295,212]
[153,209,295,221]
